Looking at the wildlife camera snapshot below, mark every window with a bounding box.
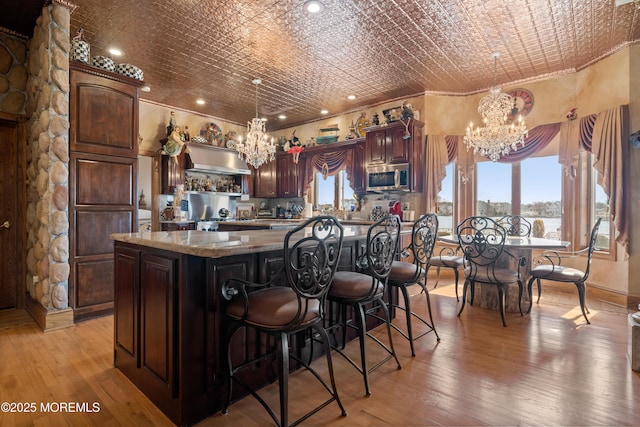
[474,155,562,239]
[313,170,355,212]
[437,163,455,234]
[521,156,562,238]
[476,161,512,217]
[592,165,613,254]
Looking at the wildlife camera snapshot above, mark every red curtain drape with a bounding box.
[302,149,354,193]
[497,122,561,163]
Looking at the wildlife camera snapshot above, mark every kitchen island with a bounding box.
[111,225,392,426]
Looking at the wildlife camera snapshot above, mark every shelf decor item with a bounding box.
[286,130,304,164]
[116,63,144,80]
[70,28,90,64]
[316,123,339,144]
[91,55,115,71]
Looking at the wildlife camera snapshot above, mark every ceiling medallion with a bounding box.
[464,52,528,162]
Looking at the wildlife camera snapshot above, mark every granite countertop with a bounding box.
[112,225,378,258]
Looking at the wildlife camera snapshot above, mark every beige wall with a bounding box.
[138,100,246,154]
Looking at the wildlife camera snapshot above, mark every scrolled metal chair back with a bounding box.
[457,216,507,275]
[498,215,532,237]
[582,217,602,280]
[364,214,401,282]
[408,213,439,269]
[284,216,344,301]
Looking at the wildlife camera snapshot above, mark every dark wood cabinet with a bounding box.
[365,120,424,192]
[139,252,178,400]
[161,151,186,195]
[69,63,142,321]
[352,141,366,193]
[277,153,300,197]
[161,221,195,231]
[254,157,277,198]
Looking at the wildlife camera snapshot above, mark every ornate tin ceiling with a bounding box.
[2,0,640,129]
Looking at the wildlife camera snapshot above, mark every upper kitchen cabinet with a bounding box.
[69,63,143,322]
[70,62,141,158]
[253,157,277,198]
[277,152,301,198]
[365,120,424,192]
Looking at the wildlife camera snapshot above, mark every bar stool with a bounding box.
[387,213,440,356]
[221,216,347,426]
[326,214,402,396]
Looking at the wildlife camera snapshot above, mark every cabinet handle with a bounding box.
[1,220,10,229]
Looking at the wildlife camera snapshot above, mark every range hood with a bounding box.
[185,144,251,175]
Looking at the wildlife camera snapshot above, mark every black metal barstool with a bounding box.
[325,214,402,396]
[387,213,441,356]
[221,216,347,427]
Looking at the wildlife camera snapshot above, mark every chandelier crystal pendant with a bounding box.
[464,52,528,162]
[235,78,276,169]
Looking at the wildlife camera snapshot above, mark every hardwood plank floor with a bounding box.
[1,281,638,426]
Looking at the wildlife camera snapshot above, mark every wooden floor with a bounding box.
[1,281,639,426]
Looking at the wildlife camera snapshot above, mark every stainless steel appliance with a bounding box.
[365,163,410,191]
[196,220,219,231]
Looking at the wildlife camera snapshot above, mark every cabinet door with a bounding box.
[254,159,277,198]
[70,152,136,321]
[114,245,140,376]
[387,125,411,164]
[140,252,178,399]
[277,154,300,197]
[366,128,387,165]
[352,141,366,193]
[161,152,186,194]
[70,67,139,158]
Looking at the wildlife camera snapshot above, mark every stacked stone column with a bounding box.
[25,3,73,310]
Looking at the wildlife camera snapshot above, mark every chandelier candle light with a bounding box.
[464,52,528,162]
[235,78,276,168]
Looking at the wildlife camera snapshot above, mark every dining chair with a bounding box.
[498,215,532,237]
[457,216,527,327]
[220,216,347,426]
[527,218,602,324]
[387,213,441,356]
[429,243,464,301]
[326,214,402,396]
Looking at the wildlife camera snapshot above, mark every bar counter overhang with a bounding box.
[111,225,399,426]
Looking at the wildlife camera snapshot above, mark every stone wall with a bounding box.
[24,3,72,310]
[0,33,28,114]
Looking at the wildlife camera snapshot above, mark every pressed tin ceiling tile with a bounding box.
[3,0,636,129]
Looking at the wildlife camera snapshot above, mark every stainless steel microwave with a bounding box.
[365,163,410,191]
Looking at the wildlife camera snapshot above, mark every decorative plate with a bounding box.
[200,122,223,146]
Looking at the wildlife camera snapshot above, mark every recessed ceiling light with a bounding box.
[347,95,356,100]
[320,109,329,115]
[278,114,287,120]
[108,48,122,56]
[140,85,151,92]
[261,117,268,122]
[304,0,324,13]
[196,99,205,105]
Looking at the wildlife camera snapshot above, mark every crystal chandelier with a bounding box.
[235,78,276,169]
[464,52,528,162]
